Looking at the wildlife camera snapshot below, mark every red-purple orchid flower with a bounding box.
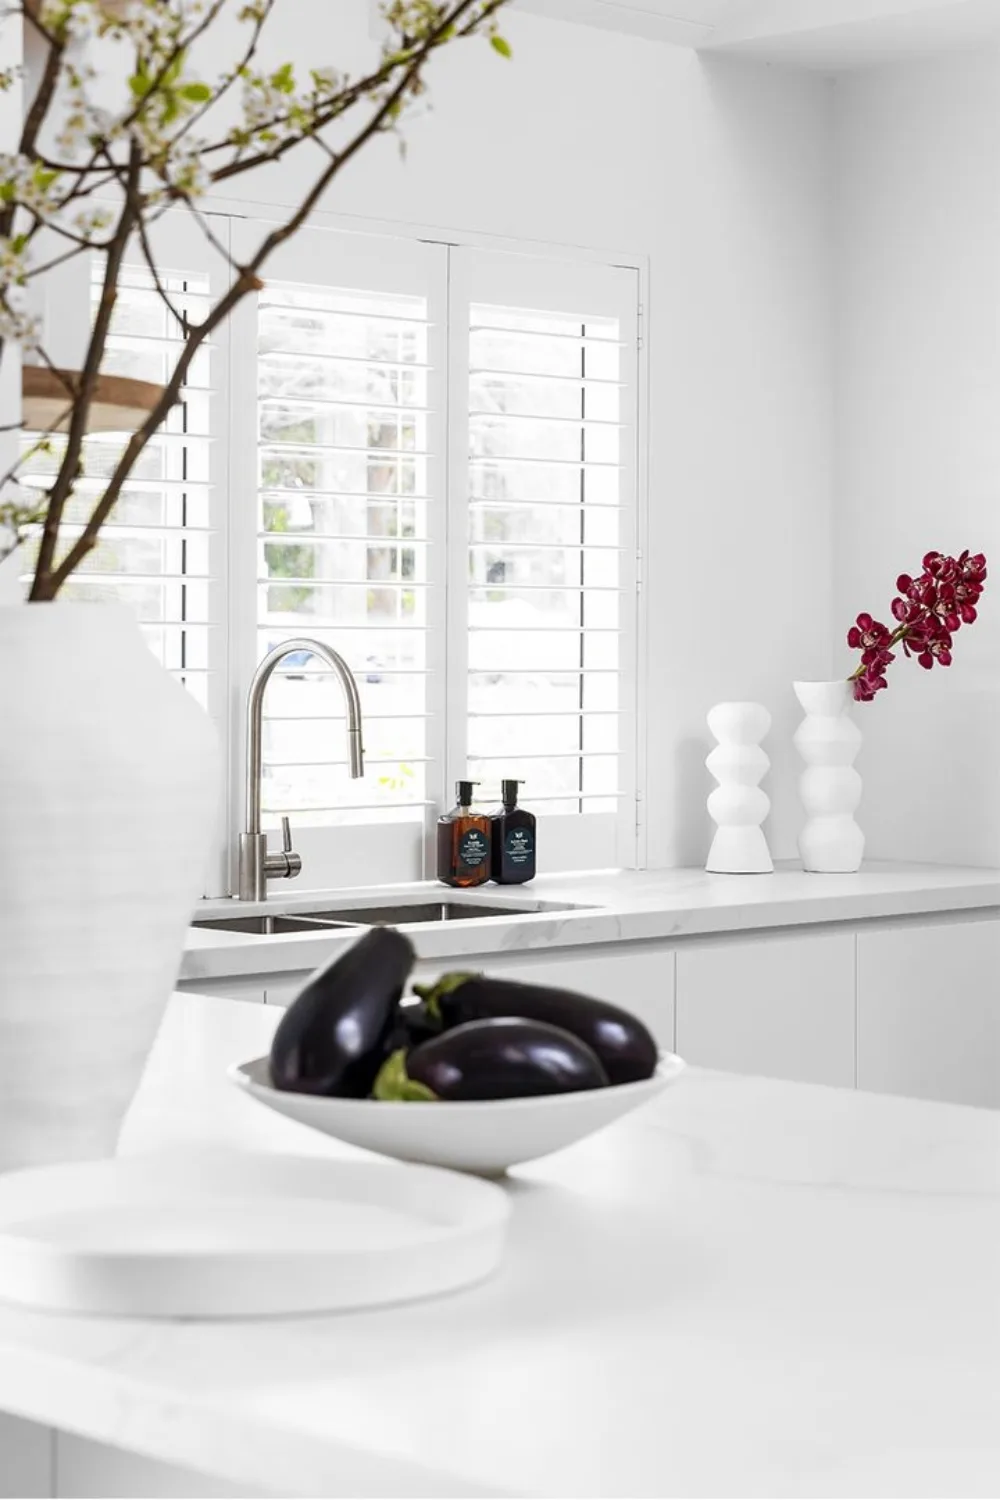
[847,549,987,701]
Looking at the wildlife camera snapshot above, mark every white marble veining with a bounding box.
[0,991,998,1497]
[181,859,1000,982]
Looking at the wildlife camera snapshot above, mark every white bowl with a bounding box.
[229,1053,685,1175]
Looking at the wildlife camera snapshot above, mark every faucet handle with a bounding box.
[265,815,301,881]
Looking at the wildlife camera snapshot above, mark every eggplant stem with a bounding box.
[412,971,480,1020]
[372,1048,438,1102]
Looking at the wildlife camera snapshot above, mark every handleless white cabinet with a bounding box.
[675,929,856,1087]
[857,916,1000,1108]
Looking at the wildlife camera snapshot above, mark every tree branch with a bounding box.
[45,0,506,594]
[168,0,277,154]
[203,0,506,186]
[176,198,237,271]
[29,147,141,597]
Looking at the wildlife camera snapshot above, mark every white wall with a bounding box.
[7,4,836,871]
[834,53,1000,866]
[197,2,837,868]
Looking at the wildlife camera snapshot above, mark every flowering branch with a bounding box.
[0,0,513,596]
[846,549,988,702]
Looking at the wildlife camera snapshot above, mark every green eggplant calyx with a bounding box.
[412,971,480,1020]
[372,1049,438,1102]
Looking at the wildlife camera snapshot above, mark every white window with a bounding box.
[25,218,640,893]
[20,219,226,753]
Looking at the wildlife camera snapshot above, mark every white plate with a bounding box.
[230,1054,686,1175]
[0,1148,509,1318]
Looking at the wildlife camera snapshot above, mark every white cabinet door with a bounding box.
[56,1432,265,1498]
[262,974,311,1006]
[0,1414,49,1498]
[857,917,1000,1108]
[676,930,856,1087]
[177,976,267,1003]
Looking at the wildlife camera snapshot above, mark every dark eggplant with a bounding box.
[270,927,415,1097]
[384,1000,443,1054]
[375,1017,610,1101]
[413,973,658,1086]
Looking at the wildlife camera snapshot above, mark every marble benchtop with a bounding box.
[0,990,998,1498]
[180,860,1000,982]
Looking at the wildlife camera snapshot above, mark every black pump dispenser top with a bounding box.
[456,780,477,807]
[501,779,522,808]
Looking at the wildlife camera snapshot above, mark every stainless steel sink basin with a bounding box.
[192,914,355,936]
[192,899,587,936]
[300,901,544,925]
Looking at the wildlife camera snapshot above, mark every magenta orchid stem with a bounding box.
[845,550,987,702]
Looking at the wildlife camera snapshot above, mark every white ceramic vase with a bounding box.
[0,604,219,1173]
[793,679,864,873]
[705,702,773,874]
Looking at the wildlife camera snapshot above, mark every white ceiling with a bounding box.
[514,0,1000,70]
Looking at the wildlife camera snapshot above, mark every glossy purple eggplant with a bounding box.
[413,973,658,1086]
[396,1017,610,1100]
[270,927,415,1097]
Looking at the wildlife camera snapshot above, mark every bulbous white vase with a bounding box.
[0,604,219,1173]
[705,701,773,874]
[793,679,864,873]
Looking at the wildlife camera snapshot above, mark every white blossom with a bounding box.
[0,301,40,350]
[0,485,47,565]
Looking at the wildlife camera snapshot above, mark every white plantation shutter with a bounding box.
[449,249,639,870]
[255,281,433,823]
[227,224,446,887]
[19,220,226,746]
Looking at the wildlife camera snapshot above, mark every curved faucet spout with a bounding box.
[239,638,364,900]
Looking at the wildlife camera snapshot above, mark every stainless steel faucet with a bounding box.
[238,638,364,901]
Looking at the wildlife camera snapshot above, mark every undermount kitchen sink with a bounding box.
[192,899,585,936]
[192,914,357,936]
[299,901,546,925]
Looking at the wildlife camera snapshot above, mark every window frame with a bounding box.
[219,211,648,894]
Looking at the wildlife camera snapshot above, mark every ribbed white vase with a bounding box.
[705,702,773,874]
[0,604,219,1173]
[793,679,864,873]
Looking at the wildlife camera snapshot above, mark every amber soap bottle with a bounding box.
[490,779,536,884]
[437,780,491,888]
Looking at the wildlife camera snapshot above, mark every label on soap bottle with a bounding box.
[505,828,533,866]
[459,828,489,868]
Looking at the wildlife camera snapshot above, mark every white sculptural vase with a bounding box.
[793,679,864,873]
[705,702,773,874]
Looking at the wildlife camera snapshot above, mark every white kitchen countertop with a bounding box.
[0,991,998,1497]
[180,859,1000,983]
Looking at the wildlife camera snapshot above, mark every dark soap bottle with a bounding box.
[437,781,491,889]
[490,780,536,885]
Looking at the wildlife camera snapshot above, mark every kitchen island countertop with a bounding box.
[0,991,997,1497]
